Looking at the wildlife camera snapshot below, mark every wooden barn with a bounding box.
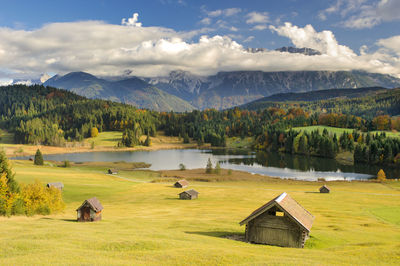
[174,180,189,188]
[46,182,64,191]
[76,197,103,222]
[108,169,118,175]
[239,192,314,248]
[319,185,330,193]
[179,189,198,200]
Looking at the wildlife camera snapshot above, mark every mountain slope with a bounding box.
[151,70,400,110]
[44,72,194,112]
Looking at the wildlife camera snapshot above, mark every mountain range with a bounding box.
[43,69,400,111]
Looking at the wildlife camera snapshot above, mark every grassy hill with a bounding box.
[0,160,399,265]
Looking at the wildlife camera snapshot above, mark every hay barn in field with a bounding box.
[179,189,198,200]
[108,169,118,174]
[319,185,330,193]
[239,192,314,248]
[174,180,189,188]
[77,197,103,222]
[46,182,64,191]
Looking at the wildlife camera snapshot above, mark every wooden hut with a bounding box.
[179,189,198,200]
[76,197,103,222]
[174,180,189,188]
[46,182,64,191]
[239,192,314,248]
[108,169,118,175]
[319,185,330,193]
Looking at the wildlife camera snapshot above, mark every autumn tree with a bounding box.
[377,169,386,181]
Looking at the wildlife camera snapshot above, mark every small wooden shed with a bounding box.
[179,189,198,200]
[76,197,103,222]
[239,192,314,248]
[174,180,189,188]
[319,185,330,193]
[108,169,118,175]
[46,182,64,191]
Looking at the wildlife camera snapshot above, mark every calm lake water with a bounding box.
[15,149,400,181]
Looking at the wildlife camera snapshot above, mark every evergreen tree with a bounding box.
[214,162,221,174]
[205,158,213,174]
[0,150,19,193]
[34,149,44,166]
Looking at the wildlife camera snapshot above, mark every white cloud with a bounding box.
[252,25,267,31]
[0,78,13,86]
[121,13,142,27]
[243,36,255,43]
[207,8,241,18]
[318,0,400,29]
[269,22,355,56]
[200,17,211,25]
[0,17,399,80]
[246,12,269,24]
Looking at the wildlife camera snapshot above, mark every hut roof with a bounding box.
[319,185,330,191]
[239,192,314,232]
[77,197,104,212]
[179,189,199,197]
[175,180,189,186]
[47,182,64,189]
[108,168,118,172]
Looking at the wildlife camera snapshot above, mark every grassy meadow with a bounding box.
[0,160,399,265]
[292,125,400,138]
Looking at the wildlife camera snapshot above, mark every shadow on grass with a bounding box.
[186,231,245,242]
[165,197,181,200]
[40,217,77,222]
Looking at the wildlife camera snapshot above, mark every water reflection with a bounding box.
[12,149,399,180]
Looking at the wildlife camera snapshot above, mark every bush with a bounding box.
[179,163,186,171]
[63,160,71,168]
[34,149,44,165]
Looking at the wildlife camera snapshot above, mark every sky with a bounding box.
[0,0,399,84]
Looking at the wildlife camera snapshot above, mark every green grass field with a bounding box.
[292,125,400,138]
[0,160,399,265]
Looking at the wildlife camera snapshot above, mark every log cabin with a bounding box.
[77,197,103,222]
[179,189,198,200]
[174,180,189,188]
[239,192,314,248]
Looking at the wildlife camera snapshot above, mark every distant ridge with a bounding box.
[240,87,389,110]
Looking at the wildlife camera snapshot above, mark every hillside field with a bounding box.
[292,125,400,138]
[0,160,399,265]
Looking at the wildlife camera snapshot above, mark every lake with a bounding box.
[15,149,400,181]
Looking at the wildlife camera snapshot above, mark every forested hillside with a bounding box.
[0,85,159,145]
[242,87,400,120]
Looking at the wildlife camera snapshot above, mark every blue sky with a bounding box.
[0,0,399,82]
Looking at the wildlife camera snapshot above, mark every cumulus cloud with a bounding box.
[0,17,399,80]
[121,13,142,27]
[269,22,355,56]
[246,12,269,24]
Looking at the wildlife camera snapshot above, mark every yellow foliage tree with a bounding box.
[377,169,386,181]
[21,180,65,216]
[0,173,16,217]
[90,127,99,138]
